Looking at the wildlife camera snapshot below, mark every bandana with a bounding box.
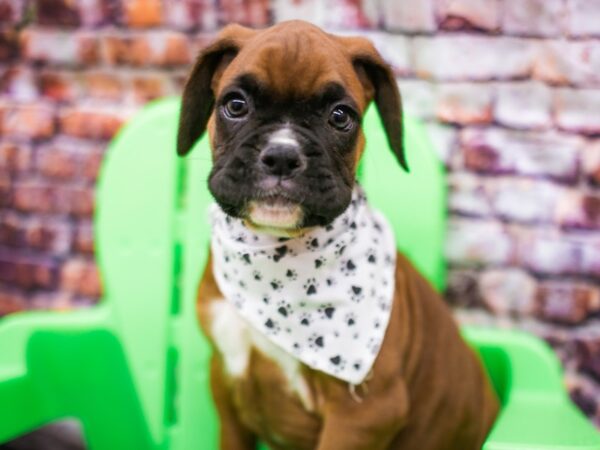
[210,185,396,385]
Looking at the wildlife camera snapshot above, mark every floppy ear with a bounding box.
[177,25,255,156]
[342,38,407,172]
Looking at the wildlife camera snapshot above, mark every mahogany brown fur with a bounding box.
[184,20,499,450]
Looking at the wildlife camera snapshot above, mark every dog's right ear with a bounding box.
[177,25,255,156]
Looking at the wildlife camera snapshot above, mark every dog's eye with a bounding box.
[224,96,249,118]
[329,106,353,131]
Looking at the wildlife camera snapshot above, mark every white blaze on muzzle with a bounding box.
[210,185,396,384]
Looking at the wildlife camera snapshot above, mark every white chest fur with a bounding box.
[209,299,314,411]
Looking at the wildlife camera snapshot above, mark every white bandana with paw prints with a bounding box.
[210,185,396,384]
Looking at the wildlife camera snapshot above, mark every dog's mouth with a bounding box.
[245,191,304,234]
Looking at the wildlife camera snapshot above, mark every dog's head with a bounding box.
[177,21,405,235]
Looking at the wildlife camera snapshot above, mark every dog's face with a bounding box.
[177,21,406,235]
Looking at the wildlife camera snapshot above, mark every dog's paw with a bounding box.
[252,269,262,281]
[366,248,377,264]
[303,277,319,295]
[328,354,346,371]
[334,241,347,257]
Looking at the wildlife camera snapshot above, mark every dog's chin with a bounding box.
[245,199,305,237]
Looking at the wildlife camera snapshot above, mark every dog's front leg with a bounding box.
[209,356,257,450]
[316,380,409,450]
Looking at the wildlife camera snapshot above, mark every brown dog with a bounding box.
[178,21,498,450]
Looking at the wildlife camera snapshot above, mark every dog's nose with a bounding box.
[259,145,304,177]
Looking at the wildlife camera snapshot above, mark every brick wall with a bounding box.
[1,0,600,426]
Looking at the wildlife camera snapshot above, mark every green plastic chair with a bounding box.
[0,97,599,450]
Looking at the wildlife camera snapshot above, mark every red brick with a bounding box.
[494,81,552,130]
[74,221,94,254]
[0,173,10,207]
[60,258,101,297]
[37,145,78,179]
[0,29,19,62]
[413,35,534,81]
[448,173,491,217]
[397,79,437,119]
[574,334,600,381]
[491,178,564,224]
[517,231,582,275]
[79,0,118,26]
[479,268,537,315]
[0,142,32,172]
[565,0,600,37]
[102,32,191,67]
[53,186,95,217]
[0,0,24,24]
[219,0,269,27]
[436,0,500,32]
[0,102,55,140]
[533,41,600,86]
[12,181,54,213]
[21,29,99,66]
[502,0,565,37]
[132,74,168,103]
[0,290,26,317]
[59,106,127,140]
[0,252,59,290]
[123,0,163,27]
[582,139,600,186]
[38,70,80,103]
[445,218,514,267]
[556,191,600,230]
[536,282,600,325]
[554,88,600,135]
[83,72,124,101]
[367,34,410,76]
[582,237,600,277]
[324,0,378,29]
[164,0,218,31]
[436,83,493,125]
[424,122,457,165]
[460,128,581,181]
[0,211,21,247]
[34,0,80,27]
[381,0,435,32]
[0,66,38,102]
[81,149,104,181]
[23,218,72,254]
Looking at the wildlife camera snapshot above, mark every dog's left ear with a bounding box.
[177,25,256,156]
[340,37,408,172]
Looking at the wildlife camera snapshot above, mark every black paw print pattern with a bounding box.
[277,300,293,317]
[210,184,397,385]
[318,303,336,320]
[340,258,357,276]
[270,279,283,291]
[285,269,298,280]
[308,333,325,350]
[349,285,364,302]
[303,278,319,296]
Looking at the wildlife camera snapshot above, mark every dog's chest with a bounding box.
[209,298,314,411]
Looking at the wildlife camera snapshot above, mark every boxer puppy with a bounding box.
[177,20,498,450]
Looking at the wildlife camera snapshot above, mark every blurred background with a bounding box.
[1,0,600,430]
